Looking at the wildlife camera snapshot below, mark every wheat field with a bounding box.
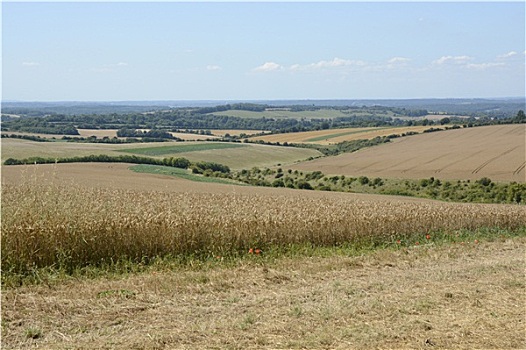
[291,124,526,182]
[2,164,524,275]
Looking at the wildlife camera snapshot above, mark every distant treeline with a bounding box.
[1,133,176,144]
[2,105,524,137]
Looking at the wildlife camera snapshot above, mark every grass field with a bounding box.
[290,124,526,182]
[2,162,525,349]
[119,142,246,156]
[77,129,270,141]
[251,125,443,145]
[2,235,524,349]
[1,138,321,170]
[129,164,242,185]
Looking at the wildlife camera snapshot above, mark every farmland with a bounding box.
[289,124,526,182]
[1,102,525,350]
[2,162,525,349]
[1,138,321,170]
[250,125,442,145]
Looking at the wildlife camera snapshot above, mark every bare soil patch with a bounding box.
[290,124,525,182]
[2,238,524,349]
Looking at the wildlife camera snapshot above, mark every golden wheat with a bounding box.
[2,179,525,274]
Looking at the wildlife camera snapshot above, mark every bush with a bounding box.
[476,177,492,187]
[296,181,313,190]
[358,176,369,185]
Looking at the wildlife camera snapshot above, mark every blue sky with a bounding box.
[2,1,525,101]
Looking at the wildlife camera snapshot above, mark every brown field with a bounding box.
[251,125,445,145]
[290,124,526,182]
[77,129,119,138]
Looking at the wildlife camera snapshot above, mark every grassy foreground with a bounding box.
[2,236,524,349]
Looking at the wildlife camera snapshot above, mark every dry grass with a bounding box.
[291,124,526,182]
[2,164,525,349]
[2,237,524,349]
[2,166,524,275]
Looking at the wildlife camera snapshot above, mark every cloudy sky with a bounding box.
[3,1,525,101]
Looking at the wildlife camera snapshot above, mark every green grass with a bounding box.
[119,143,245,156]
[129,164,243,184]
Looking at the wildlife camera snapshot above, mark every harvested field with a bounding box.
[251,125,444,145]
[77,129,119,138]
[290,124,525,182]
[2,236,524,349]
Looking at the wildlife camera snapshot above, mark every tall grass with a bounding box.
[2,179,525,278]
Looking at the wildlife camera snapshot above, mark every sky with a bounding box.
[2,1,525,101]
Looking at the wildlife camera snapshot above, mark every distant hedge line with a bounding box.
[3,155,230,174]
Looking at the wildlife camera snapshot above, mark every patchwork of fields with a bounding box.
[251,125,442,145]
[2,121,525,350]
[290,124,525,182]
[1,139,321,170]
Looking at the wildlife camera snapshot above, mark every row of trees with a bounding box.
[3,106,524,138]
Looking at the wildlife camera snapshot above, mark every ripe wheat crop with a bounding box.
[2,180,525,277]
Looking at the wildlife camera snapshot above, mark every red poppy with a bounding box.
[248,248,254,254]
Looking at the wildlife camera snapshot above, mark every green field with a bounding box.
[119,143,245,156]
[129,164,243,184]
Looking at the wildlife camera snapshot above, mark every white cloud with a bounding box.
[206,65,221,71]
[466,62,505,70]
[252,62,283,72]
[388,57,411,64]
[432,55,473,65]
[289,57,366,72]
[497,51,518,59]
[116,62,129,66]
[22,62,40,66]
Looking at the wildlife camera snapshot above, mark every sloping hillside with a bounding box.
[290,124,525,182]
